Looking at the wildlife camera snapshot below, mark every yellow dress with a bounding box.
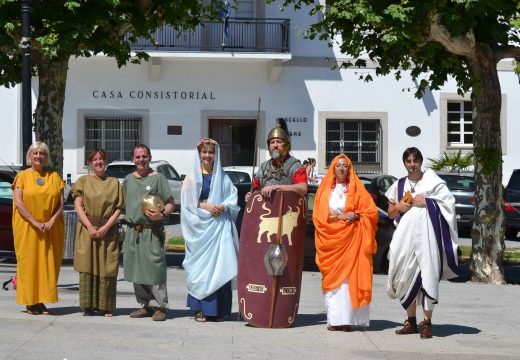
[12,169,64,305]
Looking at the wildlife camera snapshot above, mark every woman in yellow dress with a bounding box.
[72,148,124,316]
[12,141,64,315]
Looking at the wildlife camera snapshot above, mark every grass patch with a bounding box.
[459,245,520,262]
[166,236,184,246]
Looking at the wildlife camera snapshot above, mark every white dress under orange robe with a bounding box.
[325,185,370,326]
[312,154,378,328]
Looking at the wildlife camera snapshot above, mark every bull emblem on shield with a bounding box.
[257,203,301,246]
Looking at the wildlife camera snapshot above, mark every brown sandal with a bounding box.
[395,319,418,335]
[26,305,41,315]
[327,325,342,331]
[38,303,50,315]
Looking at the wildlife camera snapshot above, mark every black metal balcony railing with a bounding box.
[127,18,290,53]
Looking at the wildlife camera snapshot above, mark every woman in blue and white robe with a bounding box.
[181,138,239,322]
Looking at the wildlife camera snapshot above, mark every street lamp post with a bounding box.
[21,0,32,166]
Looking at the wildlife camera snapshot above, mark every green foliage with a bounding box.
[276,0,519,99]
[427,150,474,172]
[0,0,222,85]
[474,148,503,176]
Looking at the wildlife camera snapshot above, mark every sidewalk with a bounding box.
[0,261,519,360]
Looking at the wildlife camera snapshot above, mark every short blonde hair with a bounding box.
[26,141,52,167]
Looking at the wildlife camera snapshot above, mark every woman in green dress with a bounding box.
[72,148,124,316]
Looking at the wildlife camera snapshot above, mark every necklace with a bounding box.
[32,169,45,186]
[333,183,349,199]
[408,172,423,193]
[409,179,418,193]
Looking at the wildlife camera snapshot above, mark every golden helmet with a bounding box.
[267,119,291,153]
[141,195,165,213]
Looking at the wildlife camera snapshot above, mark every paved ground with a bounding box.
[1,258,519,360]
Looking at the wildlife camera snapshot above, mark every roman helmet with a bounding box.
[267,118,291,158]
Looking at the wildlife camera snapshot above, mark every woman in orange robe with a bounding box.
[12,141,64,315]
[313,154,378,331]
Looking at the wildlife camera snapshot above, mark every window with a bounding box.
[325,120,381,167]
[157,165,181,181]
[235,0,255,18]
[85,117,141,163]
[447,101,473,146]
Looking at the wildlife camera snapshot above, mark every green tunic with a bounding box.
[71,175,124,277]
[123,173,172,285]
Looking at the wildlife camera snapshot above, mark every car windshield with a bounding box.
[0,172,15,200]
[0,180,12,200]
[106,165,135,179]
[507,171,520,190]
[440,175,475,191]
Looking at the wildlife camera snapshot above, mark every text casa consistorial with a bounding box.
[91,89,216,100]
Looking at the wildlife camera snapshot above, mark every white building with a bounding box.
[1,2,519,183]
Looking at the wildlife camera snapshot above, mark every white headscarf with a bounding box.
[181,142,240,299]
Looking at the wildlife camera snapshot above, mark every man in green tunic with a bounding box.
[123,144,174,321]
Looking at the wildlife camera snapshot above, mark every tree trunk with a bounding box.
[33,57,69,176]
[467,44,505,284]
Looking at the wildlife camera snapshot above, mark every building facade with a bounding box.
[1,1,519,183]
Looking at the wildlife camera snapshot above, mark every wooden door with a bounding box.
[209,119,232,166]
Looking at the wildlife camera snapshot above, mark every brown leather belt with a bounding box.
[127,222,163,239]
[87,215,109,227]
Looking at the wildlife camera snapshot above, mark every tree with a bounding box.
[278,0,520,283]
[0,0,221,173]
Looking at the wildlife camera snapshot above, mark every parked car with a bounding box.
[0,169,17,251]
[358,174,397,211]
[105,160,184,211]
[504,169,520,240]
[223,166,253,210]
[304,183,395,273]
[223,166,255,233]
[437,172,475,235]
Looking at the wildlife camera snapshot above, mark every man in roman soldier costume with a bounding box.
[239,119,308,328]
[246,119,307,201]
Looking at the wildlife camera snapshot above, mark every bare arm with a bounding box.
[388,198,412,219]
[145,198,174,222]
[42,190,64,232]
[96,208,123,238]
[260,182,308,198]
[74,196,99,238]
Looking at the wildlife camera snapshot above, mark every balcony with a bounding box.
[128,18,290,54]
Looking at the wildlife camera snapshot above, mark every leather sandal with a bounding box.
[419,319,432,339]
[395,319,418,335]
[38,303,50,315]
[327,325,342,331]
[195,311,207,322]
[26,304,41,315]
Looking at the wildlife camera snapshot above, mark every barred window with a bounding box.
[85,117,141,163]
[325,119,381,170]
[447,101,473,146]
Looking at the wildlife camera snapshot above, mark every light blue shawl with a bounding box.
[181,143,240,300]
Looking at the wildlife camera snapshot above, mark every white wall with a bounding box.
[0,84,21,166]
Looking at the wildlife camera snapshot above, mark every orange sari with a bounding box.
[313,154,378,308]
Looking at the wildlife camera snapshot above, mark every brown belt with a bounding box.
[127,222,163,239]
[87,215,109,227]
